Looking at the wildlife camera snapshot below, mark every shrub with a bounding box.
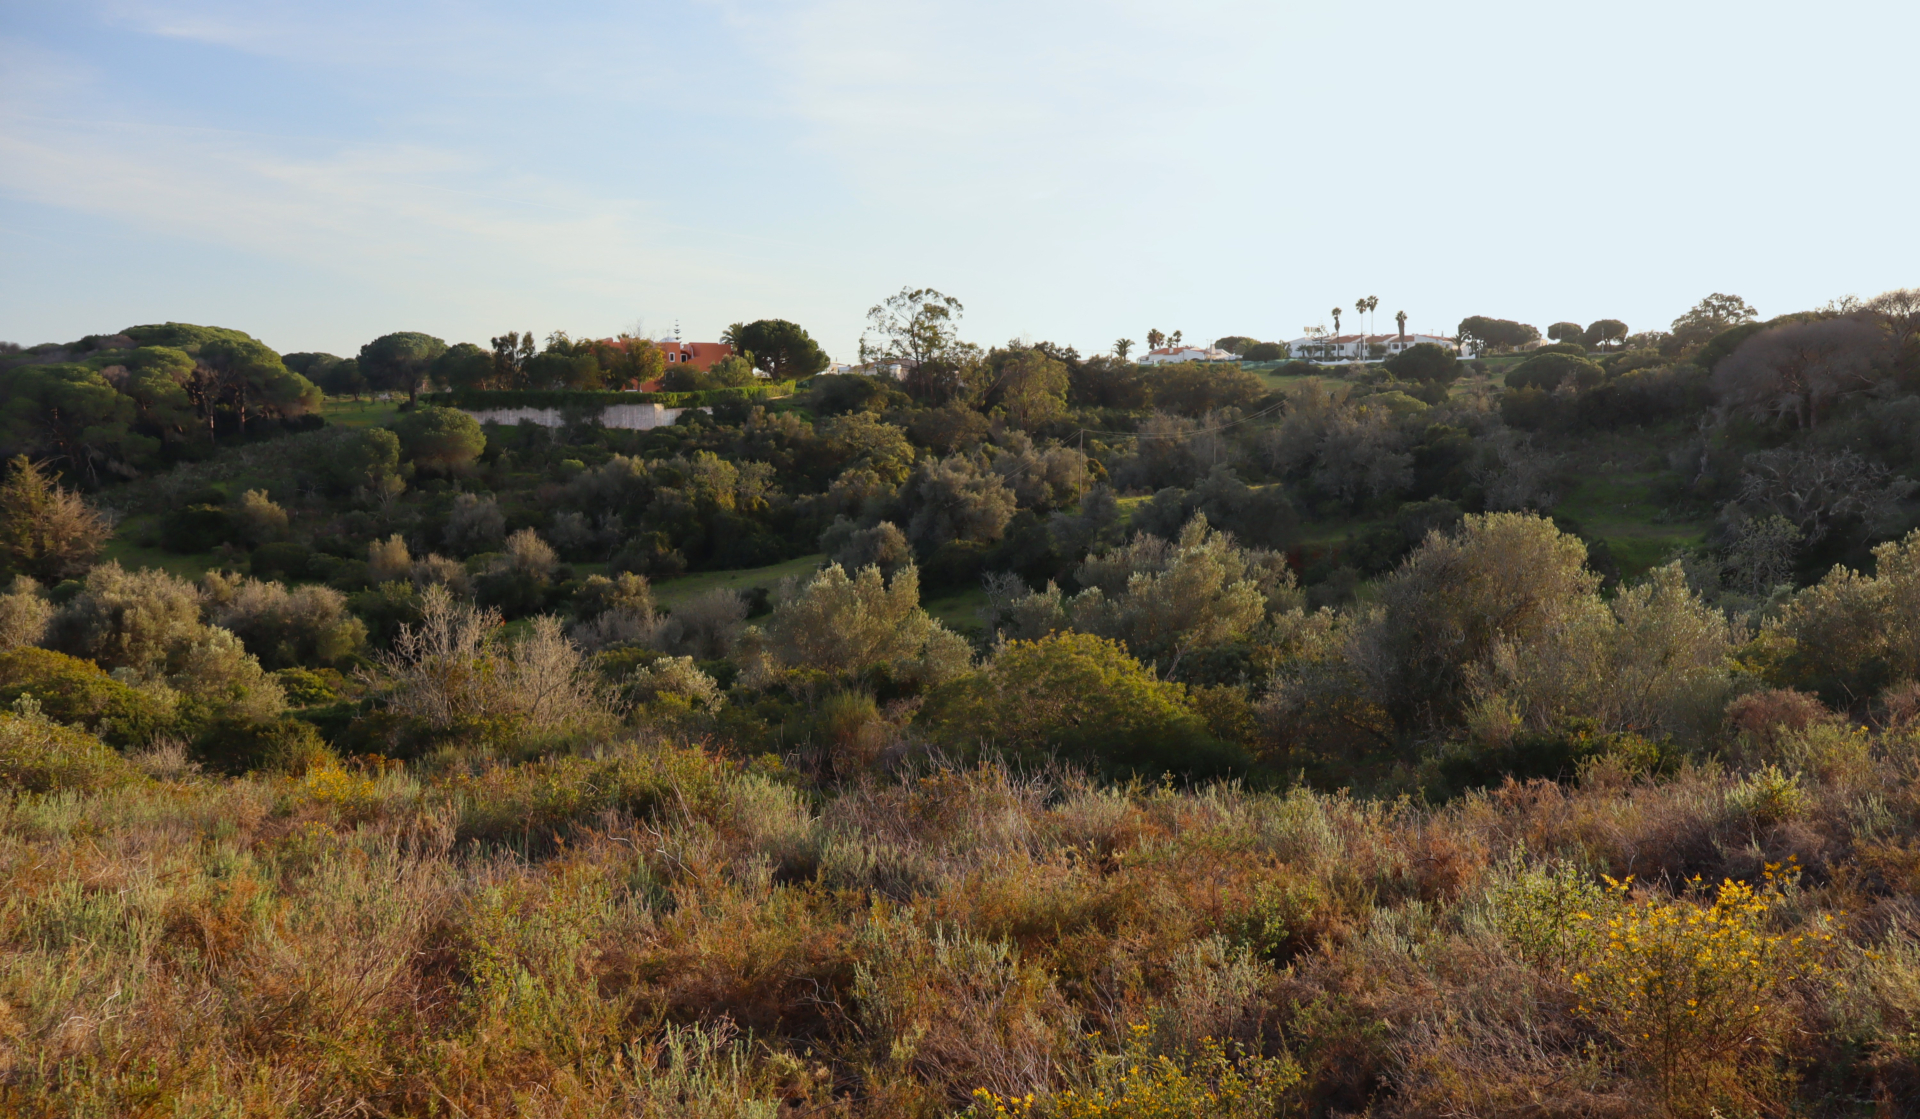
[920,632,1236,776]
[229,489,288,545]
[366,534,412,583]
[0,702,138,793]
[570,573,665,651]
[0,647,172,747]
[0,575,52,650]
[499,616,604,730]
[451,740,728,844]
[161,501,235,552]
[0,456,111,581]
[206,578,367,668]
[196,715,334,774]
[573,572,656,621]
[1754,530,1920,702]
[1064,515,1290,672]
[443,492,505,553]
[822,518,913,578]
[378,584,501,730]
[970,1022,1302,1119]
[295,424,405,497]
[1148,362,1265,417]
[627,656,724,710]
[655,587,748,660]
[1568,872,1835,1116]
[379,587,600,734]
[393,406,485,475]
[45,561,204,673]
[1382,342,1459,385]
[854,912,1077,1103]
[904,453,1018,548]
[1725,688,1834,752]
[274,666,341,706]
[1725,764,1807,825]
[762,563,971,687]
[1489,858,1620,969]
[1506,352,1604,392]
[248,541,314,581]
[166,627,288,725]
[1349,512,1602,732]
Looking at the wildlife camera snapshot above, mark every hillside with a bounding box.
[5,289,1920,1115]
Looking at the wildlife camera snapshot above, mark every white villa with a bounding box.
[1140,345,1239,364]
[1284,330,1468,364]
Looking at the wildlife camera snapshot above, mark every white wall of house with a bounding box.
[1140,345,1237,364]
[461,403,695,430]
[1283,333,1463,363]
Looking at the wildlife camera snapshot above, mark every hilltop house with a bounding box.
[656,339,736,372]
[1140,345,1239,364]
[1284,331,1464,363]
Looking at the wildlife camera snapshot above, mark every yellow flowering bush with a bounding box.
[1568,866,1836,1116]
[970,1023,1300,1119]
[289,762,381,820]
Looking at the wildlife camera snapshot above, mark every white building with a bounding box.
[1140,345,1239,365]
[1283,331,1465,364]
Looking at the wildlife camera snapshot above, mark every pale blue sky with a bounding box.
[3,1,1914,362]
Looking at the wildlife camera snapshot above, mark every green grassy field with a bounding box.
[923,585,989,636]
[652,553,824,609]
[99,516,225,580]
[1554,472,1704,578]
[321,397,402,428]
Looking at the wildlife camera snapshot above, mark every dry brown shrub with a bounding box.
[1880,679,1920,729]
[852,911,1078,1104]
[1727,687,1837,751]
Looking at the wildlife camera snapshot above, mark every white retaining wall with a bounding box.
[460,403,696,430]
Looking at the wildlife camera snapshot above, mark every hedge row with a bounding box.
[422,382,797,411]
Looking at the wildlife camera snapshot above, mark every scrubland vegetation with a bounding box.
[4,286,1920,1116]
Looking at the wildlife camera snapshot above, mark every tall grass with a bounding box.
[5,724,1920,1115]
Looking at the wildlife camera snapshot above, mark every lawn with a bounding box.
[923,585,989,637]
[653,553,824,609]
[1554,473,1705,578]
[99,517,225,580]
[321,397,402,428]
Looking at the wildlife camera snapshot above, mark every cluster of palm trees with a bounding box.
[1332,295,1382,337]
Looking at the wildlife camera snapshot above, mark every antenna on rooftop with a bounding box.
[674,320,681,342]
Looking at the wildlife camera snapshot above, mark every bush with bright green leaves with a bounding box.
[0,647,174,748]
[919,631,1242,776]
[0,701,139,793]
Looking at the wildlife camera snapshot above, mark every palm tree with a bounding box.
[1147,328,1165,351]
[1366,295,1380,335]
[1170,330,1183,348]
[1395,310,1407,338]
[1114,338,1134,361]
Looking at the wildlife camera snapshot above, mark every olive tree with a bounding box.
[1346,512,1602,732]
[760,563,971,686]
[0,576,51,651]
[46,562,204,674]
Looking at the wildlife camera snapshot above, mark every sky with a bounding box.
[2,0,1915,364]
